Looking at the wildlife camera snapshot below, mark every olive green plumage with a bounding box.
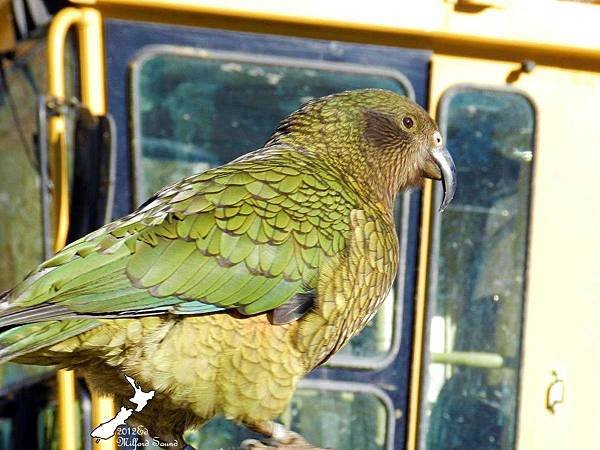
[0,89,454,448]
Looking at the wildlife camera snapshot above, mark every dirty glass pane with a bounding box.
[134,49,411,364]
[419,88,534,450]
[182,387,389,450]
[0,42,66,390]
[286,388,389,450]
[135,52,410,203]
[35,399,85,450]
[0,49,44,297]
[0,419,10,449]
[334,289,395,360]
[37,403,59,450]
[0,47,76,450]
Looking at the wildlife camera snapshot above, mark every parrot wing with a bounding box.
[1,147,356,327]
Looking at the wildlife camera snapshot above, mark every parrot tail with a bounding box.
[0,319,99,364]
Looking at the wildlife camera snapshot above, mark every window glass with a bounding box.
[0,418,10,449]
[335,289,395,359]
[0,42,71,390]
[286,387,389,450]
[37,402,59,450]
[0,49,45,296]
[133,48,413,364]
[419,87,534,450]
[134,49,411,202]
[183,386,390,450]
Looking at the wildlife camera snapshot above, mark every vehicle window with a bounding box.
[419,87,535,450]
[133,48,413,203]
[0,42,64,391]
[184,383,392,450]
[132,46,414,367]
[0,49,45,299]
[0,38,79,450]
[287,385,391,450]
[0,418,10,449]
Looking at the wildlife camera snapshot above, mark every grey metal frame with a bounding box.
[103,113,118,224]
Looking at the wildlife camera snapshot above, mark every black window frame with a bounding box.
[104,19,430,449]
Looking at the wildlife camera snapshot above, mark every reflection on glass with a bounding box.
[288,388,388,450]
[420,88,534,450]
[36,400,85,450]
[37,403,59,450]
[0,48,45,295]
[136,52,409,201]
[0,42,74,390]
[0,418,10,450]
[335,287,395,360]
[135,49,411,363]
[184,388,389,450]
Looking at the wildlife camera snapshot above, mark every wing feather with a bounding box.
[2,146,355,325]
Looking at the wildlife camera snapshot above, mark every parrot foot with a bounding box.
[241,421,331,449]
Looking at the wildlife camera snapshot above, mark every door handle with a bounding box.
[546,369,565,414]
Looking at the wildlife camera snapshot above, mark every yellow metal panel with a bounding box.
[515,64,600,450]
[70,0,600,70]
[48,8,81,253]
[415,53,600,450]
[91,391,118,450]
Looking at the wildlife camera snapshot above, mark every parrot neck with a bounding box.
[265,137,401,216]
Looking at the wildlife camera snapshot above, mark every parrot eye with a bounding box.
[402,116,414,129]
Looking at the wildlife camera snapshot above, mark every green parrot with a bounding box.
[0,89,455,449]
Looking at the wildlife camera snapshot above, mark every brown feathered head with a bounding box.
[267,89,456,211]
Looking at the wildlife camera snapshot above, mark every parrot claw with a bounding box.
[240,421,331,449]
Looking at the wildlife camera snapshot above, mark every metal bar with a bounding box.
[431,351,504,368]
[406,178,433,450]
[48,10,84,450]
[48,8,79,254]
[77,9,107,114]
[36,95,52,260]
[47,7,116,450]
[75,10,118,450]
[91,391,118,450]
[56,368,79,450]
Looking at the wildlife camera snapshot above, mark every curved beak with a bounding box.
[431,146,457,212]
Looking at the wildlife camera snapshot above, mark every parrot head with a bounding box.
[267,89,456,211]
